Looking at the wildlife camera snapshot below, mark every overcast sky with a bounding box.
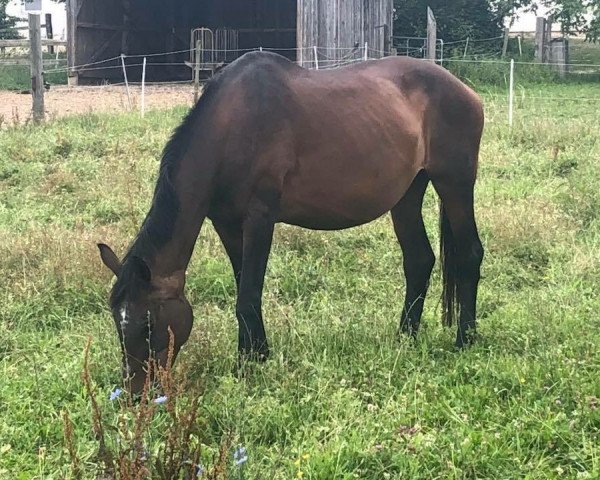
[7,0,67,38]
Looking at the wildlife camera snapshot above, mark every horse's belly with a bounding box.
[278,151,418,230]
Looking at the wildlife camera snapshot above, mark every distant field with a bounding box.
[1,81,599,478]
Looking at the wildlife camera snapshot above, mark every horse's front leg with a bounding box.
[235,196,277,361]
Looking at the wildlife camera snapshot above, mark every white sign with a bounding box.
[24,0,42,12]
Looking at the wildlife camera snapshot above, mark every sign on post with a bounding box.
[24,0,42,12]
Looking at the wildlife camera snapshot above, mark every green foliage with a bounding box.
[394,0,503,44]
[1,84,600,478]
[0,0,20,39]
[542,0,600,39]
[0,61,68,91]
[394,0,600,44]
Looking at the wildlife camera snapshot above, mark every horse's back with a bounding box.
[208,52,483,229]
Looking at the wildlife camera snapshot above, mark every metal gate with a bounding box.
[190,27,239,74]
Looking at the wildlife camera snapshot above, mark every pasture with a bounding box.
[1,81,599,478]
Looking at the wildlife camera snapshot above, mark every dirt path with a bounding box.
[0,84,195,126]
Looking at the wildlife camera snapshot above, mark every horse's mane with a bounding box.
[109,51,297,309]
[110,74,223,308]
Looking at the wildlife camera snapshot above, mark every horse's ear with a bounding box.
[130,256,152,284]
[98,243,121,276]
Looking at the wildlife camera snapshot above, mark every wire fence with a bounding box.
[2,37,599,76]
[1,41,598,125]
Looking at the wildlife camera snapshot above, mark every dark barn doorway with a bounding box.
[67,0,297,83]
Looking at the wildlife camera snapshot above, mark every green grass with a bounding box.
[446,36,600,85]
[1,82,600,479]
[0,53,68,91]
[569,38,600,65]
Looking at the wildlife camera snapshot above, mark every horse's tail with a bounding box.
[439,200,458,327]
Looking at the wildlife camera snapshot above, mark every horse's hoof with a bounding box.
[239,350,270,363]
[455,331,478,349]
[236,344,270,374]
[398,321,419,341]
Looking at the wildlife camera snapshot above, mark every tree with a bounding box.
[394,0,600,44]
[0,0,21,39]
[394,0,504,44]
[493,0,600,39]
[543,0,600,39]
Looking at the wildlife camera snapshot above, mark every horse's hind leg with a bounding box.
[432,178,484,348]
[391,170,435,337]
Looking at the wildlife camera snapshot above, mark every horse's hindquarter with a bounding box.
[278,71,425,230]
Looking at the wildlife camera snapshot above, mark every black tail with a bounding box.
[440,201,458,327]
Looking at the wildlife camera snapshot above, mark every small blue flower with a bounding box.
[195,464,205,477]
[234,446,248,466]
[153,395,168,404]
[109,388,122,401]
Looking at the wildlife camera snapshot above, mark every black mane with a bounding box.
[109,51,294,309]
[110,74,223,308]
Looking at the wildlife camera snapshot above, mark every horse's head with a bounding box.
[97,243,193,394]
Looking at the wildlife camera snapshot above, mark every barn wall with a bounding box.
[297,0,393,67]
[67,0,125,81]
[69,0,296,82]
[69,0,392,81]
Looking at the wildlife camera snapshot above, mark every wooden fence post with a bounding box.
[45,14,54,54]
[29,13,45,124]
[66,0,78,86]
[502,27,510,57]
[426,7,437,61]
[383,24,390,56]
[535,17,546,62]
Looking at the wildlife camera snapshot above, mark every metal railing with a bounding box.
[189,27,239,72]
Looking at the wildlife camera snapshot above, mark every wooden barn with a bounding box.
[66,0,394,83]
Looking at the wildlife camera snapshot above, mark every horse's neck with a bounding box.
[150,216,207,278]
[145,152,215,278]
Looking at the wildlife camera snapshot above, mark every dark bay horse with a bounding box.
[98,51,484,393]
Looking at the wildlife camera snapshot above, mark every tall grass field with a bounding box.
[1,79,599,478]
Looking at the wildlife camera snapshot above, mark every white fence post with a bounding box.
[121,54,132,111]
[141,56,146,118]
[194,40,201,103]
[364,42,368,61]
[508,59,515,127]
[313,45,319,70]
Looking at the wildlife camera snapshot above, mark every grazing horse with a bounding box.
[98,51,484,393]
